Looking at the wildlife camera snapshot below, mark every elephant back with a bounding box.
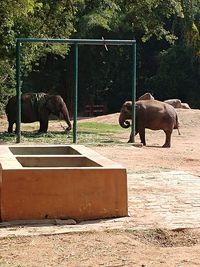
[29,93,47,115]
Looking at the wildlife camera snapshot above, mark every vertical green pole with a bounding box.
[16,40,21,143]
[73,44,78,143]
[131,42,136,142]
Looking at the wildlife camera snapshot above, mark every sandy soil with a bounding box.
[0,108,200,266]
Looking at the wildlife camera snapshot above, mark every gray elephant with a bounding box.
[138,92,154,100]
[119,100,180,147]
[164,99,182,108]
[5,92,72,133]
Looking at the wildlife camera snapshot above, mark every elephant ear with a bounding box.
[44,95,62,116]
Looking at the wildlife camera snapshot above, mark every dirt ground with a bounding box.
[1,108,200,266]
[89,109,200,176]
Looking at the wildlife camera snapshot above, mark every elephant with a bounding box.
[180,102,191,109]
[164,99,182,108]
[138,92,155,101]
[5,92,72,133]
[119,100,180,147]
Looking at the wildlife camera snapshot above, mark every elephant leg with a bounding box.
[139,128,146,145]
[38,119,48,133]
[8,121,14,133]
[163,130,172,148]
[128,131,134,143]
[127,129,139,143]
[15,123,19,134]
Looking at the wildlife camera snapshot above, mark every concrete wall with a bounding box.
[0,145,128,222]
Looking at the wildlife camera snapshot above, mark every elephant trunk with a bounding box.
[60,105,72,131]
[118,112,131,128]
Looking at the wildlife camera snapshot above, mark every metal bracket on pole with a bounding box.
[102,37,108,51]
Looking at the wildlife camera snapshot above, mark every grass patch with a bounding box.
[0,121,127,146]
[78,122,122,134]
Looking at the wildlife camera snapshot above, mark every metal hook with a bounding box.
[102,37,108,51]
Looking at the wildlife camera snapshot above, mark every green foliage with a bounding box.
[74,0,183,43]
[0,60,15,114]
[78,121,122,133]
[0,0,80,113]
[75,0,120,36]
[180,0,200,52]
[72,0,200,110]
[113,0,183,43]
[0,0,200,113]
[147,45,200,106]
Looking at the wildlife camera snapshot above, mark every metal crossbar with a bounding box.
[17,38,135,45]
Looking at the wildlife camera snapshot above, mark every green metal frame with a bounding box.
[15,38,136,143]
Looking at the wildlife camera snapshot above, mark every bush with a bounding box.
[0,61,15,115]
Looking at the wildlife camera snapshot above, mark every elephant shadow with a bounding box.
[132,142,164,148]
[145,145,166,148]
[2,130,71,140]
[22,131,71,137]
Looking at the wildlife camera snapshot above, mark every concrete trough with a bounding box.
[0,145,128,222]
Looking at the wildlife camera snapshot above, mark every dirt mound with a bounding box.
[81,108,200,126]
[80,112,120,124]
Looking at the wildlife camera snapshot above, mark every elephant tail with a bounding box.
[174,114,181,135]
[5,96,15,116]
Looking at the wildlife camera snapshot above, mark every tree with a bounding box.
[1,0,200,114]
[71,0,185,110]
[0,0,81,113]
[146,0,200,107]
